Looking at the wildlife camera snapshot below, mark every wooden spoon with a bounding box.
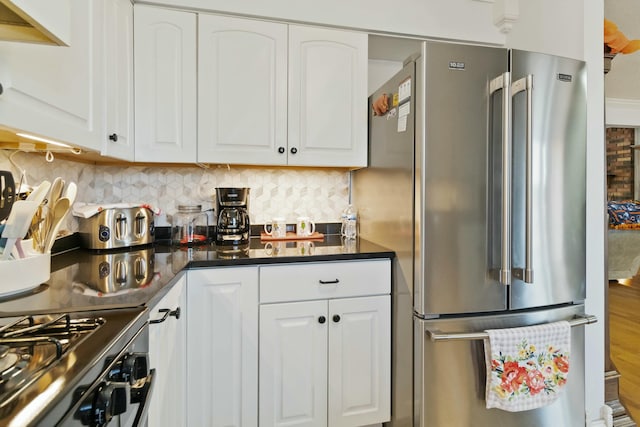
[44,198,71,253]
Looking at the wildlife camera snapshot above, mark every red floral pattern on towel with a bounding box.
[490,340,569,400]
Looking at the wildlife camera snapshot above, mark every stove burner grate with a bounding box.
[0,313,104,404]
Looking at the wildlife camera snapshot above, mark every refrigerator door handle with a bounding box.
[425,314,597,342]
[511,75,534,284]
[489,72,512,286]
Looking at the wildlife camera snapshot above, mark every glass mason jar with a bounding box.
[172,205,209,245]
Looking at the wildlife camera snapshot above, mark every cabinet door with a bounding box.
[187,267,259,427]
[102,0,134,161]
[134,5,197,162]
[0,0,103,152]
[260,300,328,427]
[328,296,391,427]
[148,274,187,427]
[288,26,367,167]
[197,15,287,165]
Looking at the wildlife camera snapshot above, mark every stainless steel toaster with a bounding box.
[78,207,155,250]
[75,247,156,292]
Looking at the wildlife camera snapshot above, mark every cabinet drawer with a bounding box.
[259,259,390,303]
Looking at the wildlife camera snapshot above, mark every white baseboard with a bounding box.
[586,405,614,427]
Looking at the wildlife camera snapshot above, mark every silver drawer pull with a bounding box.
[319,279,340,285]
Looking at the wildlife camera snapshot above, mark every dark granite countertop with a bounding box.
[0,234,394,317]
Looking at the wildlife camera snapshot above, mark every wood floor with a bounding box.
[609,279,640,423]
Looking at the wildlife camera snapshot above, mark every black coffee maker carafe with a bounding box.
[215,188,250,245]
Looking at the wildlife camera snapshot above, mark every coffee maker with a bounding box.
[215,187,250,245]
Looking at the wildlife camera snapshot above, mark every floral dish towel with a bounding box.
[484,320,571,412]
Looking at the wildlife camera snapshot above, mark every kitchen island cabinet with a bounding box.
[186,266,259,427]
[148,272,186,427]
[259,260,391,427]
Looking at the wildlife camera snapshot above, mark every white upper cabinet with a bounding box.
[0,0,103,152]
[101,0,134,161]
[134,8,367,166]
[196,17,367,167]
[0,0,71,45]
[134,5,197,163]
[198,15,287,165]
[288,25,367,167]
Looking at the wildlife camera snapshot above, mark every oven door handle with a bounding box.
[132,368,155,427]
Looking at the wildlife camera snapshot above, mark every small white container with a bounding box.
[0,251,50,297]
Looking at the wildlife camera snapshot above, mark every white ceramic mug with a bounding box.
[296,240,314,255]
[265,241,285,256]
[296,216,315,237]
[264,217,287,238]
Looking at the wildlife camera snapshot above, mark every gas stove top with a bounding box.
[0,307,148,426]
[0,314,104,408]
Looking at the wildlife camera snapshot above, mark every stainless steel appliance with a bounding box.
[78,207,155,250]
[75,247,156,294]
[215,187,250,245]
[353,41,594,426]
[0,307,153,426]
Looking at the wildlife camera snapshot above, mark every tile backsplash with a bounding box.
[0,151,350,232]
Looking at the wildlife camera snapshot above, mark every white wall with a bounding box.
[504,1,584,59]
[583,2,607,425]
[368,59,403,96]
[603,2,640,128]
[604,0,640,100]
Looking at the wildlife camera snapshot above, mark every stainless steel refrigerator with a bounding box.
[353,40,595,426]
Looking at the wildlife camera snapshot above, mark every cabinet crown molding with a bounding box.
[473,0,519,34]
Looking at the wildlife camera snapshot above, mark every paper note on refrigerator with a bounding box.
[398,115,407,132]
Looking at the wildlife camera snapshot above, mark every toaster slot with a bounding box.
[134,212,147,238]
[115,260,128,285]
[115,213,128,241]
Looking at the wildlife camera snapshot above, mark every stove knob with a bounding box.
[122,353,149,384]
[106,353,148,385]
[94,382,128,425]
[77,382,128,426]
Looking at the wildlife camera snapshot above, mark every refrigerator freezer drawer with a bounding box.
[414,305,588,427]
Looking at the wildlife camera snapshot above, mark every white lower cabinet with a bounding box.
[259,260,391,427]
[148,273,187,427]
[186,266,259,427]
